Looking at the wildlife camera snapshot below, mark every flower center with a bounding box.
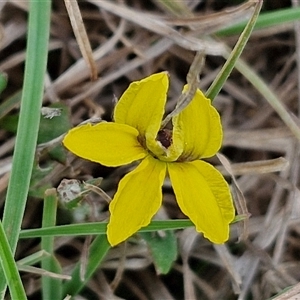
[156,129,172,149]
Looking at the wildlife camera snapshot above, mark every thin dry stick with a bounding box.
[214,244,241,294]
[110,243,127,291]
[70,38,174,105]
[233,57,300,142]
[83,183,112,204]
[272,282,300,300]
[160,51,205,129]
[292,0,300,112]
[52,18,126,95]
[271,0,300,269]
[87,0,225,53]
[80,196,98,281]
[180,229,199,300]
[217,157,289,176]
[217,153,250,242]
[80,234,93,281]
[101,9,145,58]
[162,0,254,34]
[64,0,98,80]
[16,265,71,280]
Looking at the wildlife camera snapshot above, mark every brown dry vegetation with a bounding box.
[1,0,300,299]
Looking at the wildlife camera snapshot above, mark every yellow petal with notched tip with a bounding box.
[107,155,167,246]
[168,160,234,244]
[114,72,168,151]
[173,87,222,160]
[63,122,147,167]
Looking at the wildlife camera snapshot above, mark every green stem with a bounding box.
[41,189,62,300]
[206,0,263,100]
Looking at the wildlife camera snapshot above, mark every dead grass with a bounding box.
[1,0,300,299]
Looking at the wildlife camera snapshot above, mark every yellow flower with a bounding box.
[63,72,235,246]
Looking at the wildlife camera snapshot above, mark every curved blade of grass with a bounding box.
[20,220,194,238]
[0,0,51,295]
[19,215,244,238]
[217,6,300,36]
[0,221,26,300]
[206,0,263,101]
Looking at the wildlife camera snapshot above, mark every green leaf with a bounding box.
[28,102,72,198]
[0,115,18,132]
[38,102,70,143]
[29,163,54,198]
[0,102,71,162]
[0,73,7,94]
[140,230,178,274]
[38,102,71,163]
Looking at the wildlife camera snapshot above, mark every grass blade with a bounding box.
[0,221,26,300]
[41,189,62,300]
[20,220,194,238]
[217,6,300,36]
[206,0,263,100]
[0,0,51,294]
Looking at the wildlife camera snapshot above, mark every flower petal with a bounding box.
[114,72,168,143]
[107,156,167,246]
[63,122,147,167]
[168,160,234,244]
[173,87,222,160]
